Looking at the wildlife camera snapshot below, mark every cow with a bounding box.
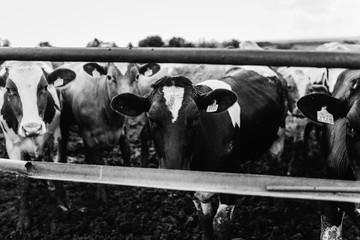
[276,42,352,176]
[58,62,160,168]
[86,38,118,48]
[315,42,351,94]
[137,42,293,166]
[135,63,233,167]
[111,68,288,239]
[0,61,76,233]
[297,69,360,240]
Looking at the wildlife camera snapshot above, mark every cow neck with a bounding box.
[326,118,352,179]
[99,76,124,125]
[0,115,21,144]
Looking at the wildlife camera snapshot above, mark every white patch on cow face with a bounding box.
[322,225,341,240]
[216,203,235,219]
[162,86,184,123]
[201,202,213,216]
[198,80,240,128]
[8,66,46,137]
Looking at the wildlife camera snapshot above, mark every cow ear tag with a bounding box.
[206,100,219,113]
[54,78,64,87]
[317,106,334,124]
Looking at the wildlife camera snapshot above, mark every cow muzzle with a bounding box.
[20,122,45,137]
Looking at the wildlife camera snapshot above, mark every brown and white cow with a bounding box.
[111,69,288,239]
[59,62,160,167]
[0,61,76,232]
[298,69,360,240]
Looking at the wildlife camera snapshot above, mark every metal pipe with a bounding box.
[0,47,360,68]
[1,158,360,203]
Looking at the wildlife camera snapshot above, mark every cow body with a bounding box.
[298,69,360,240]
[111,69,287,239]
[0,61,75,233]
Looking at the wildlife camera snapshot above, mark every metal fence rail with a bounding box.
[0,47,359,203]
[1,158,360,203]
[0,47,360,68]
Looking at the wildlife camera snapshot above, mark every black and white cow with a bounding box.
[111,68,288,239]
[0,61,75,232]
[298,69,360,240]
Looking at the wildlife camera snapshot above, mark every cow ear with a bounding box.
[297,93,347,124]
[138,63,161,77]
[196,89,237,113]
[83,63,106,77]
[0,68,8,88]
[47,68,76,87]
[111,93,150,116]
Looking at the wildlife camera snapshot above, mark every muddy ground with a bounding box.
[0,116,360,240]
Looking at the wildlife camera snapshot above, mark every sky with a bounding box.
[2,0,360,47]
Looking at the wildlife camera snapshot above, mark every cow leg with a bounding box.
[213,194,236,240]
[17,175,31,235]
[320,202,343,240]
[43,126,71,211]
[140,121,151,167]
[59,113,70,164]
[83,143,107,202]
[119,127,131,166]
[5,142,32,233]
[193,198,215,240]
[18,157,31,235]
[193,192,217,240]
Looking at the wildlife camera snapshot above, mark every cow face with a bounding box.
[278,67,312,116]
[83,62,160,99]
[111,76,237,169]
[120,63,160,96]
[0,61,76,137]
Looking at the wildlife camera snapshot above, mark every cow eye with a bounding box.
[191,118,199,126]
[6,87,17,95]
[38,86,48,93]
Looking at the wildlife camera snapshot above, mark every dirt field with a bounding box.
[0,116,360,240]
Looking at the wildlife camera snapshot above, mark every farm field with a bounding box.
[1,115,360,240]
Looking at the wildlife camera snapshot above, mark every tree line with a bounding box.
[0,36,303,49]
[138,35,241,48]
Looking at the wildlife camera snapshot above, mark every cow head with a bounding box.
[0,61,76,137]
[278,67,313,116]
[82,62,160,100]
[297,70,360,131]
[111,76,237,169]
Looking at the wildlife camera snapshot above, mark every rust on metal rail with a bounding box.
[0,47,360,68]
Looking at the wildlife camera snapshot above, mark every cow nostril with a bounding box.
[22,123,43,136]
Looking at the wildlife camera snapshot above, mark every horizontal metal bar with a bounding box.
[266,186,360,193]
[0,47,360,68]
[1,158,360,203]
